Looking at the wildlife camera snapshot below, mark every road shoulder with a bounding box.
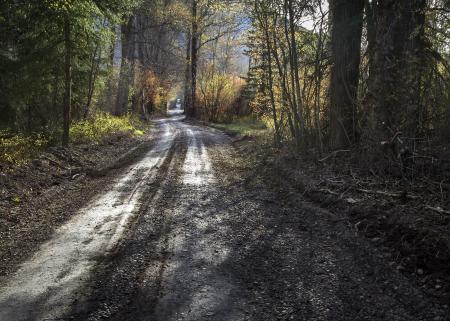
[0,127,156,278]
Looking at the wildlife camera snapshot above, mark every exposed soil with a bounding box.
[0,115,448,321]
[61,118,448,321]
[230,133,450,307]
[0,128,153,277]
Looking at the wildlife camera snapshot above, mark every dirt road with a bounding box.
[0,113,447,321]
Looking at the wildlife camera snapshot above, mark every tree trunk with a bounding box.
[328,0,364,148]
[272,36,295,139]
[313,3,326,153]
[189,0,199,118]
[288,0,306,135]
[114,15,135,116]
[365,0,427,141]
[278,28,300,143]
[287,0,306,144]
[255,1,281,145]
[62,15,72,147]
[184,30,192,114]
[282,0,302,148]
[83,44,100,119]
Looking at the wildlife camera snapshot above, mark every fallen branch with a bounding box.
[357,188,420,200]
[425,206,450,215]
[318,188,339,196]
[318,150,350,163]
[41,155,70,171]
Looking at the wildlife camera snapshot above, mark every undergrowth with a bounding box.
[211,116,268,137]
[0,133,49,165]
[0,113,145,165]
[70,113,144,144]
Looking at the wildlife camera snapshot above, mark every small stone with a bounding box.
[346,197,358,204]
[32,159,42,167]
[417,268,424,275]
[435,284,442,289]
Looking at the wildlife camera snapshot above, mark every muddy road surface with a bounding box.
[0,113,447,321]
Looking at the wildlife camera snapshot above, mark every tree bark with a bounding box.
[329,0,364,148]
[287,0,306,145]
[255,1,281,145]
[184,30,192,115]
[62,15,72,147]
[365,0,427,141]
[189,0,199,118]
[83,44,100,119]
[282,0,303,148]
[313,3,326,153]
[114,15,135,116]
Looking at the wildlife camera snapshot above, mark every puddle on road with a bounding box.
[0,121,177,321]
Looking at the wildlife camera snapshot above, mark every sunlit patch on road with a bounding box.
[153,124,243,321]
[182,128,216,186]
[0,120,177,321]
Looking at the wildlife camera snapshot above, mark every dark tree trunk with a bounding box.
[282,0,303,148]
[255,1,281,145]
[83,44,100,119]
[287,0,305,144]
[62,15,72,147]
[313,5,326,153]
[114,15,135,116]
[329,0,364,148]
[364,0,377,75]
[265,36,281,146]
[184,31,192,115]
[365,0,427,141]
[189,0,198,118]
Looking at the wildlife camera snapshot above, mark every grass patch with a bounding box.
[0,113,147,165]
[211,116,268,137]
[70,113,145,144]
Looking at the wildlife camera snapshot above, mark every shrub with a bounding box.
[0,132,49,164]
[0,113,145,164]
[70,113,144,144]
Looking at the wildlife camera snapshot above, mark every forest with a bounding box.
[0,1,449,320]
[1,1,449,162]
[0,1,448,164]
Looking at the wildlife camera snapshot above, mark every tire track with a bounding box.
[65,127,188,321]
[0,119,178,321]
